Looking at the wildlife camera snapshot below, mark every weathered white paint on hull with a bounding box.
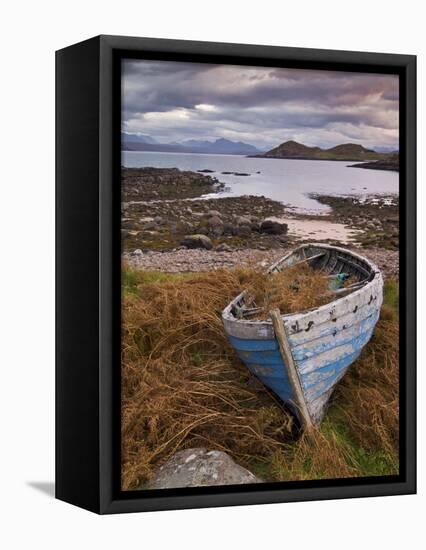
[222,243,383,427]
[223,274,382,341]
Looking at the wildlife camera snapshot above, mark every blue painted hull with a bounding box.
[222,244,384,424]
[228,310,378,418]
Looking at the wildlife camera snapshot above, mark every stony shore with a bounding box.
[122,167,399,279]
[124,246,399,279]
[122,167,292,251]
[310,194,399,250]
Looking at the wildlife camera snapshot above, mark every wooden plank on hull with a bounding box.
[270,309,314,431]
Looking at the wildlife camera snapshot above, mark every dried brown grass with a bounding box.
[245,263,332,320]
[121,268,295,490]
[270,429,358,480]
[121,267,399,489]
[334,303,400,458]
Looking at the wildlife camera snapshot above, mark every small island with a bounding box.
[349,153,399,172]
[251,139,395,163]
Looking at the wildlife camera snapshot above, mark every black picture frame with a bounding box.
[56,35,416,514]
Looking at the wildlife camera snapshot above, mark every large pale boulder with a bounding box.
[180,234,213,250]
[145,448,261,489]
[235,215,251,226]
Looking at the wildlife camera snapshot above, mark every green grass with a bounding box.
[122,268,140,295]
[122,267,189,295]
[384,279,399,313]
[320,409,397,478]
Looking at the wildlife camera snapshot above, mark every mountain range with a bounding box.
[254,140,392,161]
[122,134,396,162]
[122,133,261,155]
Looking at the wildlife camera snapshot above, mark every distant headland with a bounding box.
[251,139,397,164]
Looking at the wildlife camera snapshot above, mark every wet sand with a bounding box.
[267,216,362,244]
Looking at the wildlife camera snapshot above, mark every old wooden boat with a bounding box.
[222,244,383,428]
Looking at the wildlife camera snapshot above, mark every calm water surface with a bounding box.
[122,151,399,213]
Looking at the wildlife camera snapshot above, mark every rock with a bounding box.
[143,221,157,230]
[121,220,136,230]
[223,223,235,235]
[207,215,224,236]
[207,209,222,218]
[238,225,252,237]
[197,169,215,173]
[145,448,261,489]
[235,215,252,226]
[260,218,288,235]
[208,215,223,227]
[181,234,213,250]
[185,207,193,215]
[178,221,194,233]
[131,249,143,256]
[154,216,165,225]
[216,243,232,252]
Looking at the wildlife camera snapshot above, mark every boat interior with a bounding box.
[232,245,377,320]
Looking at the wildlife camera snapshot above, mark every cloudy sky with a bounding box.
[122,59,399,151]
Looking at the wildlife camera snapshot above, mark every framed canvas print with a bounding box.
[56,35,416,514]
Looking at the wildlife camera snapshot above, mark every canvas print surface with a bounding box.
[120,59,399,491]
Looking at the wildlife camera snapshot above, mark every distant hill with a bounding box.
[261,140,321,158]
[122,133,158,146]
[371,146,399,154]
[180,138,260,155]
[255,140,389,161]
[123,141,190,153]
[122,135,261,155]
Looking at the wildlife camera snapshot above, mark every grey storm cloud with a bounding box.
[121,59,399,150]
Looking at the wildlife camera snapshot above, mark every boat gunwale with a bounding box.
[222,243,382,332]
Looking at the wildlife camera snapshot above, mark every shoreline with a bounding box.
[124,246,399,279]
[247,155,377,162]
[121,167,399,277]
